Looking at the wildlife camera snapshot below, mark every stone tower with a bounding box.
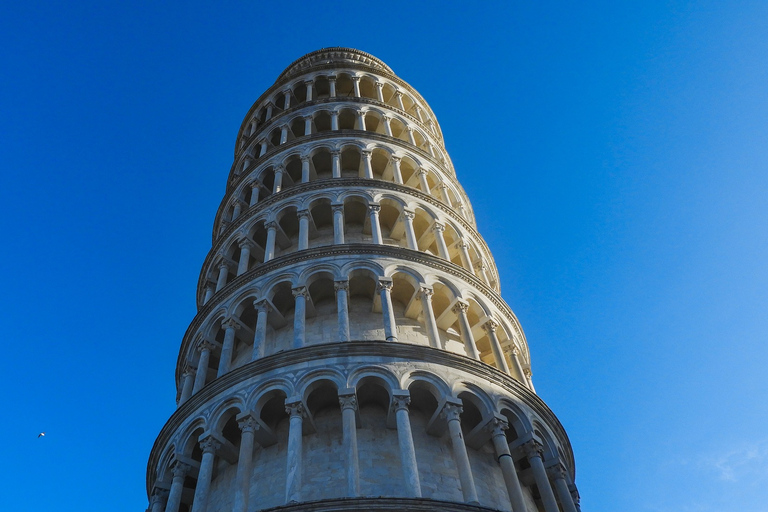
[146,48,581,512]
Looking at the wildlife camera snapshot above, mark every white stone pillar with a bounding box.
[273,167,284,193]
[164,462,190,512]
[391,392,421,497]
[215,261,229,292]
[401,210,418,250]
[304,80,313,102]
[356,110,366,131]
[292,286,308,349]
[439,184,452,206]
[265,221,277,261]
[203,286,213,304]
[390,156,403,184]
[179,367,195,405]
[523,441,559,512]
[192,341,215,394]
[369,204,383,244]
[331,150,341,178]
[395,91,405,110]
[233,413,259,512]
[303,116,312,136]
[339,392,360,496]
[441,401,479,504]
[375,81,384,102]
[249,181,260,206]
[329,76,337,97]
[149,489,168,512]
[259,139,268,157]
[232,201,243,221]
[419,286,441,349]
[283,90,291,110]
[377,278,397,341]
[237,239,253,276]
[415,106,424,122]
[335,279,350,341]
[549,465,579,512]
[297,210,310,250]
[300,156,311,183]
[352,76,361,97]
[280,125,289,145]
[406,126,416,145]
[478,263,492,286]
[361,150,373,179]
[510,346,528,385]
[488,417,527,512]
[217,318,240,377]
[190,435,220,512]
[453,300,480,360]
[457,241,475,273]
[432,223,450,259]
[251,299,271,360]
[417,169,431,193]
[524,368,536,392]
[285,400,305,503]
[483,319,510,374]
[332,204,345,244]
[382,115,393,136]
[265,104,273,120]
[331,111,339,131]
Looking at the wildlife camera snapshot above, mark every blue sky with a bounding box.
[2,1,767,511]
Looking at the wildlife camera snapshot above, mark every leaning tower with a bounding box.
[146,48,581,512]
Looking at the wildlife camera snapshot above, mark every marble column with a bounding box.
[273,167,284,193]
[417,169,431,193]
[264,221,277,261]
[510,346,528,385]
[233,413,259,512]
[524,368,536,392]
[232,201,242,221]
[190,435,220,512]
[356,110,366,131]
[441,401,478,504]
[265,104,273,120]
[488,417,526,512]
[522,440,559,512]
[280,125,289,145]
[382,116,393,136]
[335,279,350,341]
[283,90,291,110]
[402,210,418,250]
[300,155,311,182]
[149,488,168,512]
[304,80,313,102]
[391,392,421,497]
[203,286,213,304]
[549,464,579,512]
[483,319,510,374]
[439,184,452,206]
[395,91,405,110]
[331,112,339,131]
[303,116,312,136]
[259,139,268,156]
[292,286,309,349]
[419,286,441,349]
[329,76,336,97]
[332,204,345,244]
[251,299,271,360]
[215,261,229,292]
[361,150,373,179]
[432,223,450,259]
[368,204,383,244]
[352,76,361,97]
[339,392,360,496]
[164,462,190,512]
[285,400,305,504]
[406,126,416,145]
[457,241,475,273]
[453,300,480,360]
[179,367,195,405]
[331,150,341,177]
[297,210,310,250]
[192,341,215,394]
[375,81,384,101]
[377,279,397,341]
[390,156,403,184]
[217,318,240,377]
[249,181,260,206]
[237,239,253,276]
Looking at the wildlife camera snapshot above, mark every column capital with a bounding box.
[338,393,358,411]
[196,340,216,353]
[416,167,428,176]
[390,155,401,164]
[292,286,309,299]
[402,209,416,221]
[171,461,191,478]
[390,393,411,413]
[457,239,470,249]
[150,489,169,505]
[237,412,260,434]
[253,298,272,313]
[199,435,221,455]
[524,368,533,378]
[238,238,255,249]
[419,285,434,298]
[361,149,372,158]
[249,180,261,189]
[375,81,384,89]
[182,365,196,378]
[482,318,499,333]
[452,299,470,314]
[511,344,521,356]
[331,203,344,214]
[351,76,361,82]
[334,279,350,292]
[328,75,337,82]
[285,400,306,418]
[330,148,341,156]
[487,416,509,438]
[368,203,381,214]
[547,463,568,481]
[221,318,241,331]
[300,154,311,162]
[521,439,544,459]
[302,114,313,121]
[297,209,310,220]
[265,220,278,230]
[303,79,314,86]
[431,222,445,233]
[440,401,463,422]
[218,260,231,270]
[376,278,394,292]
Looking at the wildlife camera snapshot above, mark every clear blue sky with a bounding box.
[2,2,767,511]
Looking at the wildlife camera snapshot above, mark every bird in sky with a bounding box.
[38,432,45,438]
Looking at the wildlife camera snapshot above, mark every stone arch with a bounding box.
[496,398,532,443]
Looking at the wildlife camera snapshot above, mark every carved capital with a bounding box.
[285,401,306,418]
[196,340,216,353]
[297,209,310,220]
[419,285,434,299]
[524,368,533,378]
[332,204,344,214]
[300,154,311,162]
[292,286,309,299]
[452,300,470,315]
[547,463,568,481]
[487,416,509,438]
[171,461,191,479]
[361,150,372,159]
[249,180,261,189]
[338,394,358,411]
[521,439,543,459]
[221,318,240,331]
[457,240,470,250]
[377,279,393,292]
[375,82,384,89]
[199,436,221,455]
[218,260,230,270]
[482,318,499,334]
[238,238,255,249]
[238,416,260,434]
[416,168,428,176]
[253,298,272,313]
[265,220,278,230]
[431,222,445,233]
[182,366,196,378]
[150,489,169,505]
[402,209,416,221]
[440,402,463,422]
[330,148,341,156]
[351,76,361,82]
[390,156,401,164]
[368,203,381,214]
[303,79,314,86]
[391,395,411,413]
[334,279,349,292]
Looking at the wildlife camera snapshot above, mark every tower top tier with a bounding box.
[277,47,394,81]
